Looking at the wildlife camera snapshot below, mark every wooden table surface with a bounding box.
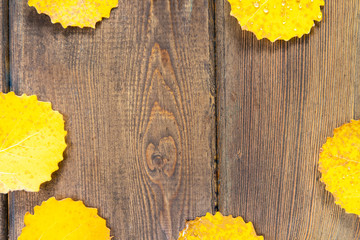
[0,0,359,239]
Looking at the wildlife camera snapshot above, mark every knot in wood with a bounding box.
[145,136,176,178]
[151,151,167,169]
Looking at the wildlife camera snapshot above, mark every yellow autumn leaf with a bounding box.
[319,119,360,216]
[18,197,111,240]
[0,92,66,193]
[178,212,263,240]
[28,0,118,28]
[228,0,324,42]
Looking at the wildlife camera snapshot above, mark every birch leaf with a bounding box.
[319,119,360,216]
[19,197,111,240]
[228,0,324,41]
[178,212,263,240]
[28,0,118,28]
[0,92,66,193]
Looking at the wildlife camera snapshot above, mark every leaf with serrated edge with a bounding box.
[319,119,360,216]
[0,92,66,193]
[18,197,111,240]
[28,0,118,28]
[178,212,263,239]
[228,0,324,42]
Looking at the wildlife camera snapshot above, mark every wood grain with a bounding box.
[217,0,360,239]
[8,0,215,239]
[0,0,8,238]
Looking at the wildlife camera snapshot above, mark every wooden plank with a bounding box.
[0,0,8,238]
[9,0,215,239]
[217,0,360,239]
[0,0,7,92]
[0,198,7,238]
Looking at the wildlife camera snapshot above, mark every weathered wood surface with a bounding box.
[0,0,8,238]
[8,0,215,239]
[2,0,360,239]
[217,0,360,240]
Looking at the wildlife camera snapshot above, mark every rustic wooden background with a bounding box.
[0,0,359,239]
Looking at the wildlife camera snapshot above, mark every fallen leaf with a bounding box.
[178,212,263,239]
[18,197,111,240]
[319,119,360,216]
[0,92,66,193]
[28,0,118,28]
[228,0,324,42]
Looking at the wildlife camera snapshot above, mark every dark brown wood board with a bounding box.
[217,0,360,240]
[0,0,8,238]
[8,0,215,239]
[2,0,360,239]
[0,0,7,92]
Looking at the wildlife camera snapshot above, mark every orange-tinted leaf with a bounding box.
[28,0,118,28]
[19,197,111,240]
[319,120,360,216]
[0,92,66,193]
[228,0,324,42]
[178,212,263,240]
